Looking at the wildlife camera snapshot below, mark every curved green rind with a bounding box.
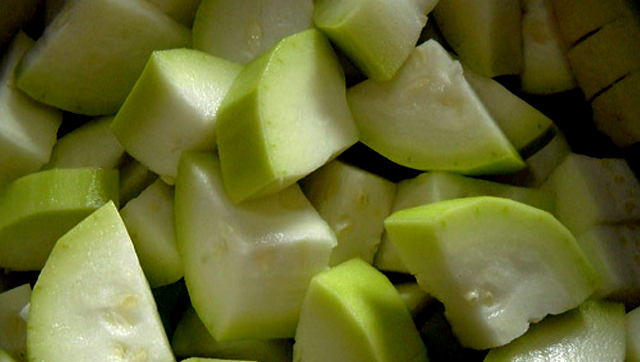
[15,0,191,115]
[293,258,428,362]
[111,48,242,183]
[374,171,556,274]
[347,40,525,175]
[463,68,555,155]
[313,0,427,81]
[385,196,600,349]
[0,168,119,271]
[27,202,174,362]
[216,28,358,203]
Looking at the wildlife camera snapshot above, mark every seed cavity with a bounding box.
[100,294,139,334]
[114,342,149,362]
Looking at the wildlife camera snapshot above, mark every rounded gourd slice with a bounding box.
[293,258,428,362]
[27,202,175,362]
[347,39,524,175]
[0,168,119,271]
[15,0,191,115]
[385,196,600,349]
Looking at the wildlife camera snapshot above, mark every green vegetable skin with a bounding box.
[0,0,638,361]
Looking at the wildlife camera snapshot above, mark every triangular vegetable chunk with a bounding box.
[27,202,175,362]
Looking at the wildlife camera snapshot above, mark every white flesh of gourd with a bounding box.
[27,202,175,362]
[175,152,336,341]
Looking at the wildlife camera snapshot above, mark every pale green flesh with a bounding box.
[145,0,202,26]
[313,0,427,81]
[193,0,314,65]
[43,115,125,170]
[15,0,191,115]
[462,67,554,154]
[385,196,600,349]
[171,306,293,362]
[348,39,525,175]
[216,28,358,203]
[576,224,640,305]
[112,48,242,184]
[433,0,523,77]
[0,31,61,188]
[120,179,182,288]
[175,151,336,340]
[293,258,429,362]
[374,171,556,274]
[300,160,397,266]
[541,153,640,236]
[0,168,119,271]
[27,202,175,362]
[627,306,640,362]
[520,0,576,95]
[0,284,30,361]
[484,300,626,362]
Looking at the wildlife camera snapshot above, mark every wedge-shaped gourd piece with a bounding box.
[293,258,428,362]
[300,160,396,266]
[463,67,555,155]
[348,39,524,175]
[313,0,428,81]
[120,179,182,288]
[628,306,640,362]
[547,0,636,47]
[374,171,555,273]
[216,29,358,203]
[171,306,293,362]
[146,0,202,26]
[112,48,242,185]
[193,0,313,65]
[567,14,640,101]
[0,284,30,362]
[0,32,61,188]
[0,168,119,271]
[15,0,191,115]
[541,153,640,236]
[175,152,336,340]
[592,70,640,148]
[576,224,640,306]
[433,0,523,77]
[44,116,126,170]
[520,0,576,95]
[27,202,175,362]
[385,196,600,349]
[484,300,625,361]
